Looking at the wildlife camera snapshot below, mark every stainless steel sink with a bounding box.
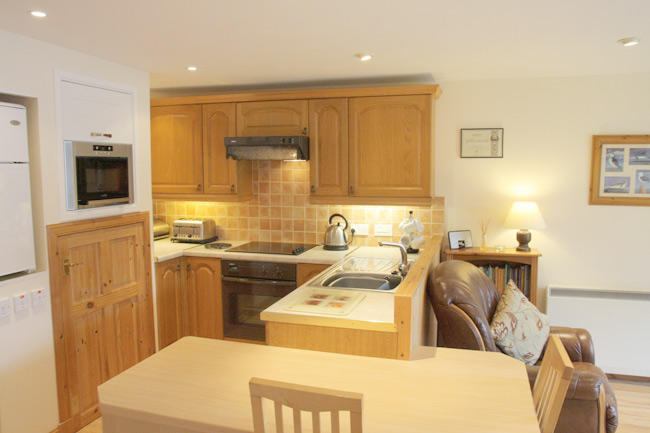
[320,273,402,291]
[308,256,409,292]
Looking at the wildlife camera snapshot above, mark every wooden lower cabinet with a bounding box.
[47,212,154,433]
[185,257,223,339]
[296,263,330,286]
[155,257,184,349]
[155,257,223,348]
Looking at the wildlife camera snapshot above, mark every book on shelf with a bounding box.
[477,264,531,298]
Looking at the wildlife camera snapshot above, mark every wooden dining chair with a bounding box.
[533,334,575,433]
[249,377,364,433]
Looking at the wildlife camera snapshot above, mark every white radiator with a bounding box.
[547,285,650,377]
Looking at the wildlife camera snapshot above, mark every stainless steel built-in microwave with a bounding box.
[64,140,134,210]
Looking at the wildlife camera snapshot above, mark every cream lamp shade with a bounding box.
[503,202,546,252]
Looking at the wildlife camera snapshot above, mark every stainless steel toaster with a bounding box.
[171,218,218,243]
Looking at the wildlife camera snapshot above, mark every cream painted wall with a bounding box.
[435,73,650,307]
[0,29,151,433]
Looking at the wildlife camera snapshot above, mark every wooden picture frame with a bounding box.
[590,135,650,206]
[460,128,504,158]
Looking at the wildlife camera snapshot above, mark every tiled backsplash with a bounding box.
[153,161,444,246]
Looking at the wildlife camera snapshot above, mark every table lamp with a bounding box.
[503,202,546,252]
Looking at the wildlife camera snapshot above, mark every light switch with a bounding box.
[31,288,47,307]
[13,294,29,313]
[350,224,369,236]
[0,298,11,318]
[374,224,393,236]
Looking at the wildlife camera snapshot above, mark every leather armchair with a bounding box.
[428,260,618,433]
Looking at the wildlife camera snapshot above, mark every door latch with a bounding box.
[63,258,84,276]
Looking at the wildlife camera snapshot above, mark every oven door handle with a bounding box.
[222,276,293,285]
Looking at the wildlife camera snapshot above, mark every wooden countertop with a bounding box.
[98,337,539,433]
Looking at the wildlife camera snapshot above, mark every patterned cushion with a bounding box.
[490,280,550,365]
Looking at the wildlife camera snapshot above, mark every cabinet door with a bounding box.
[308,99,348,196]
[202,103,251,196]
[237,100,309,136]
[185,257,223,339]
[155,258,184,349]
[61,80,134,143]
[297,263,330,287]
[151,105,203,194]
[349,95,431,198]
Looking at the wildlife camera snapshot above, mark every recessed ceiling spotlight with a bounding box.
[618,37,640,47]
[355,53,374,62]
[30,10,47,18]
[187,66,198,71]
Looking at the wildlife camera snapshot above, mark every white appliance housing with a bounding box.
[0,102,36,277]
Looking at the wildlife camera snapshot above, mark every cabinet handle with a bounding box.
[310,185,315,193]
[230,184,236,192]
[90,132,113,138]
[349,185,354,194]
[186,264,191,271]
[302,127,307,135]
[176,263,181,271]
[87,301,95,309]
[197,184,201,191]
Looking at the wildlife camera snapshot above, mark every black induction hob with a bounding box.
[225,241,317,256]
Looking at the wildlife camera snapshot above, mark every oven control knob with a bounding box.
[261,268,267,277]
[275,266,282,278]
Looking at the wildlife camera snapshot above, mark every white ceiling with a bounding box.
[2,0,649,95]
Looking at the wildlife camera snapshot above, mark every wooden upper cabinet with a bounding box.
[308,99,348,196]
[349,95,431,198]
[202,103,252,197]
[151,105,203,194]
[237,100,309,136]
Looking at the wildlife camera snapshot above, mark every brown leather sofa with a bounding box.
[428,260,618,433]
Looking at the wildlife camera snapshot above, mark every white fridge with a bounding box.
[0,102,36,277]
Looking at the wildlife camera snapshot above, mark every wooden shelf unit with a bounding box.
[444,247,541,305]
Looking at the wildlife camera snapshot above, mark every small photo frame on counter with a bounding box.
[448,230,473,250]
[461,128,504,158]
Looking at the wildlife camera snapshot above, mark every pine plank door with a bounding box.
[48,213,154,432]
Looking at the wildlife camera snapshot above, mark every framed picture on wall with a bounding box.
[461,128,504,158]
[590,135,650,206]
[448,230,473,249]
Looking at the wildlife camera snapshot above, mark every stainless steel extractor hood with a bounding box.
[224,136,309,161]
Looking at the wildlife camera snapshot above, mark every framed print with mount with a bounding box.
[448,230,473,250]
[590,135,650,206]
[461,128,504,158]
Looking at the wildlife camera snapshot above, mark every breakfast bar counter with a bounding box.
[98,337,539,433]
[263,236,443,360]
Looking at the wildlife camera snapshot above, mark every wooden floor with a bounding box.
[78,378,649,433]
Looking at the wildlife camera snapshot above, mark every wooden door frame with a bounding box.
[47,211,154,432]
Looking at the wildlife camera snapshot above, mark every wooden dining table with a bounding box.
[98,337,540,433]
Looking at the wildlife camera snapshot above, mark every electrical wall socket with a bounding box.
[350,224,369,236]
[31,288,47,307]
[13,294,29,313]
[0,298,11,318]
[374,224,393,236]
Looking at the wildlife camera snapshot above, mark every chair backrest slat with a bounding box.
[249,377,364,433]
[532,335,575,433]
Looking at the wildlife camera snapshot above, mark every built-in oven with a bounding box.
[221,259,297,342]
[63,140,134,210]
